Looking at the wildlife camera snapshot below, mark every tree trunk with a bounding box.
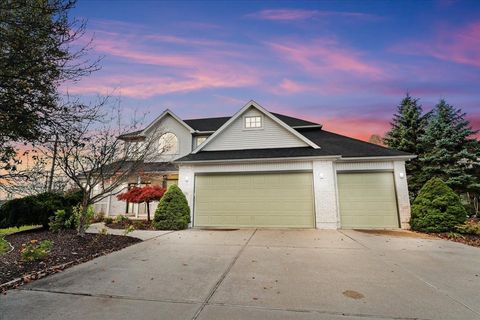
[146,201,150,222]
[77,196,90,236]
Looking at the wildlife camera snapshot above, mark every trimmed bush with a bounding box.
[0,190,83,229]
[153,185,190,230]
[410,177,467,232]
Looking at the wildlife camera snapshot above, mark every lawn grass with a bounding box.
[0,225,41,236]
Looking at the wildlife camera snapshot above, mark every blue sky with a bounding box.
[70,0,480,140]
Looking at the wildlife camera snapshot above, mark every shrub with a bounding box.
[48,209,76,232]
[72,205,94,232]
[124,225,135,235]
[410,177,467,232]
[0,237,10,254]
[0,191,83,228]
[153,185,190,230]
[114,215,129,224]
[104,217,114,224]
[456,220,480,235]
[21,240,53,262]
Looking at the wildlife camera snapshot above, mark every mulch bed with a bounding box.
[433,233,480,248]
[0,229,141,291]
[106,220,155,230]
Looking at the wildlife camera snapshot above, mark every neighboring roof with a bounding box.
[141,109,195,135]
[176,128,412,162]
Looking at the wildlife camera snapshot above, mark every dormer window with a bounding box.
[245,116,262,129]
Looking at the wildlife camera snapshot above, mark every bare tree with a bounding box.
[49,104,165,235]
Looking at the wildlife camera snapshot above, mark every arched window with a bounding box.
[158,132,178,154]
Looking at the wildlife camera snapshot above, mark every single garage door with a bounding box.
[337,172,399,229]
[194,172,315,228]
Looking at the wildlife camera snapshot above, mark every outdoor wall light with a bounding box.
[319,173,325,179]
[185,176,189,182]
[399,172,405,179]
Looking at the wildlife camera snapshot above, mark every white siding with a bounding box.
[393,161,411,229]
[144,114,193,162]
[203,108,309,151]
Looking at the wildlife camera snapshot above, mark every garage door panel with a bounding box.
[338,172,399,229]
[194,172,314,228]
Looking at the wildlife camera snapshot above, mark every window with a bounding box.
[158,132,178,154]
[245,116,262,129]
[196,136,207,146]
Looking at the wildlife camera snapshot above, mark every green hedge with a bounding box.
[0,190,83,228]
[410,177,467,232]
[154,185,190,230]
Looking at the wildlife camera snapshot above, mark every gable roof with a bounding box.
[176,127,413,162]
[191,100,320,154]
[141,109,195,135]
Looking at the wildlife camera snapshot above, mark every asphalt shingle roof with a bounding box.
[176,128,411,162]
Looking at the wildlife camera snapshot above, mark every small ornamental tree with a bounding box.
[117,185,166,221]
[153,185,190,230]
[410,177,467,232]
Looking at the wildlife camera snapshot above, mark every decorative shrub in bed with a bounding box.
[410,177,467,232]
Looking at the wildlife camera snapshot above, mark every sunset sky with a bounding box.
[70,1,480,140]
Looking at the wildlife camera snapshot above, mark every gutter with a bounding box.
[175,155,342,164]
[338,155,416,161]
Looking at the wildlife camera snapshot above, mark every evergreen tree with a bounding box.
[385,94,428,197]
[418,100,480,195]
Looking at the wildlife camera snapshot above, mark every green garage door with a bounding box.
[194,172,314,228]
[337,172,399,229]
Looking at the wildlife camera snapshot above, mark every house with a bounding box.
[96,100,414,229]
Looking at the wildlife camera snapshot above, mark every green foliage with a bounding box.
[384,94,428,197]
[418,100,480,195]
[104,217,113,224]
[123,225,135,235]
[411,178,467,232]
[0,192,82,228]
[48,209,76,232]
[21,240,53,262]
[72,205,94,232]
[0,237,10,254]
[455,220,480,235]
[154,185,190,230]
[114,215,129,224]
[99,227,108,235]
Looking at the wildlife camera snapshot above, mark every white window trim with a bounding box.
[243,115,263,130]
[159,132,179,155]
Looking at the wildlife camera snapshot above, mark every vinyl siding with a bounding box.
[203,108,309,151]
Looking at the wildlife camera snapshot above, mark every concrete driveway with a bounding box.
[2,229,480,320]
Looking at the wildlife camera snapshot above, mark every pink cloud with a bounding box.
[392,21,480,67]
[267,38,385,79]
[65,69,259,99]
[93,36,200,68]
[246,9,375,21]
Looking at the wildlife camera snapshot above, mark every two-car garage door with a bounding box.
[194,172,315,228]
[193,171,400,229]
